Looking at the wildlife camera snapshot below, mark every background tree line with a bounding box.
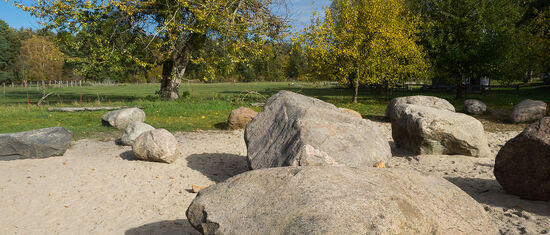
[4,0,550,101]
[0,18,308,85]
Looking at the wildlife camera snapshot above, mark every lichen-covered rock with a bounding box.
[187,166,496,234]
[494,117,550,201]
[132,129,178,163]
[510,99,547,123]
[101,107,146,129]
[464,99,487,115]
[0,127,72,160]
[227,107,258,129]
[119,122,155,146]
[391,104,490,157]
[386,95,455,119]
[245,91,391,169]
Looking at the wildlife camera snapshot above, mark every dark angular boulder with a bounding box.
[0,127,72,160]
[494,117,550,201]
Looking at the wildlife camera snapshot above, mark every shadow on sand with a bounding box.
[125,219,199,235]
[186,153,249,182]
[120,150,139,161]
[445,176,550,216]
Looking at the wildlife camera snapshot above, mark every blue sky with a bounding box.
[0,0,330,32]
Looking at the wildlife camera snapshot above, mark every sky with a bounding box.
[0,0,330,32]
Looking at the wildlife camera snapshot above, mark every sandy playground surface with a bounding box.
[0,121,549,234]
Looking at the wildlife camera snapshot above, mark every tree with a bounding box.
[19,0,288,99]
[0,20,19,82]
[411,0,529,97]
[17,35,64,81]
[296,0,429,103]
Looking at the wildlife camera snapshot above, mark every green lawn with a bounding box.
[1,81,549,140]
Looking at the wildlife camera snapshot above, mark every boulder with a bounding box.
[339,108,362,118]
[227,107,258,129]
[494,117,550,200]
[187,166,496,234]
[132,129,178,163]
[510,99,547,123]
[386,95,455,119]
[391,104,490,157]
[463,99,487,115]
[0,127,72,160]
[101,107,146,129]
[119,122,155,146]
[245,91,391,169]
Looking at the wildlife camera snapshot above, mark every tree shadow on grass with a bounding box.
[125,219,200,235]
[445,176,550,216]
[186,153,248,182]
[213,122,228,130]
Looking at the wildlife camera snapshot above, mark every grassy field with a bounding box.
[1,81,549,140]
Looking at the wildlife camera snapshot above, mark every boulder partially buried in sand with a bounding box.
[510,99,547,123]
[132,129,178,163]
[245,91,391,169]
[101,107,146,129]
[119,122,155,146]
[227,107,258,129]
[494,117,550,201]
[391,104,490,157]
[0,127,72,160]
[186,166,496,234]
[464,99,487,115]
[386,95,455,119]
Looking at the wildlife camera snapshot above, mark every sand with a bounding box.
[1,122,549,234]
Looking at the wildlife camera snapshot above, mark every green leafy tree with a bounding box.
[296,0,429,103]
[19,0,288,99]
[0,20,20,82]
[411,0,529,96]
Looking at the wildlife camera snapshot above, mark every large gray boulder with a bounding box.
[391,104,490,157]
[463,99,487,115]
[119,122,155,146]
[494,117,550,201]
[101,107,146,129]
[0,127,72,160]
[510,99,547,123]
[132,129,178,163]
[245,91,391,169]
[187,166,496,234]
[386,95,455,119]
[227,107,258,129]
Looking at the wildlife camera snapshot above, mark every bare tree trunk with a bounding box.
[456,81,464,99]
[353,78,359,103]
[160,47,190,100]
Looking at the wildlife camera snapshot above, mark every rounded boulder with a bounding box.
[132,129,178,163]
[227,107,258,129]
[187,166,496,234]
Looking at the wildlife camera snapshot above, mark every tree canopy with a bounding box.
[296,0,429,102]
[0,19,19,82]
[19,0,288,99]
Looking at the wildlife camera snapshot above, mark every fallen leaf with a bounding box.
[374,161,386,168]
[192,184,209,193]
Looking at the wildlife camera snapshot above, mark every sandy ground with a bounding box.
[1,122,549,234]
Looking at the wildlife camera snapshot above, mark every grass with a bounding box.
[1,81,549,139]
